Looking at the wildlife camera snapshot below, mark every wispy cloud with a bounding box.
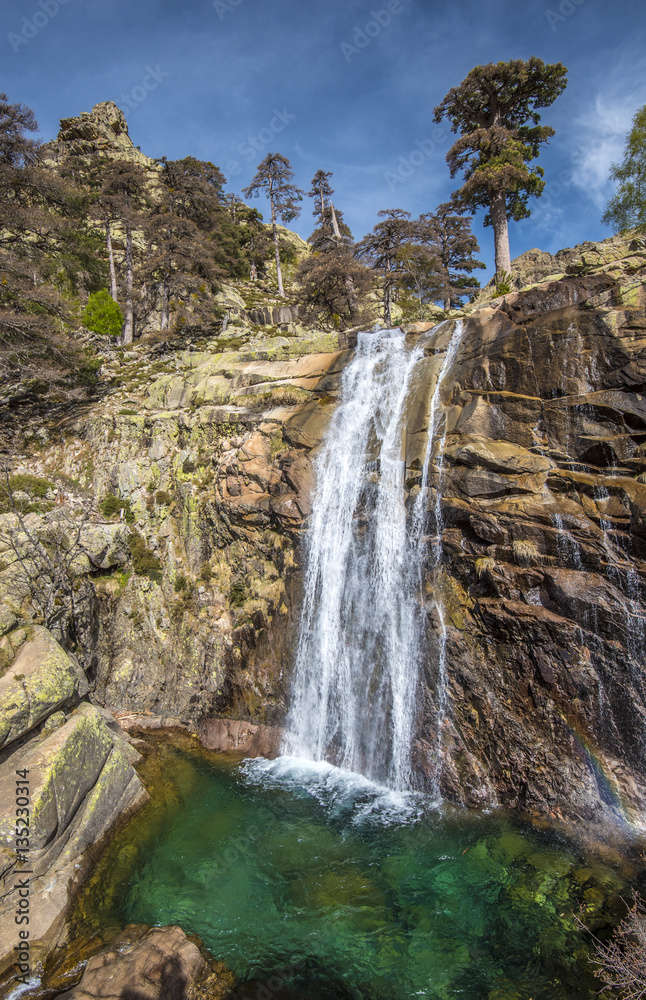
[569,88,646,210]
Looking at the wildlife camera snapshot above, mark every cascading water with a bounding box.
[285,321,465,792]
[285,329,423,789]
[411,320,465,794]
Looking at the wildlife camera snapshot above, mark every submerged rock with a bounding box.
[55,924,235,1000]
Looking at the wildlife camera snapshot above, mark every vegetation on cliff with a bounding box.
[433,57,568,278]
[603,103,646,235]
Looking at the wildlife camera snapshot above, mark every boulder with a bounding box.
[0,626,88,750]
[0,704,147,974]
[200,717,283,757]
[56,925,235,1000]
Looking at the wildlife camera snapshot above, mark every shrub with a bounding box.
[199,563,213,582]
[583,892,646,999]
[83,290,123,339]
[74,353,103,387]
[0,474,55,514]
[128,533,162,581]
[174,573,188,592]
[155,490,173,506]
[100,494,135,523]
[229,580,248,607]
[493,271,513,297]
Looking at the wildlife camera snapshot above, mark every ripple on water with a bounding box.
[64,740,633,1000]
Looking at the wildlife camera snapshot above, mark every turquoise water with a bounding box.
[78,740,629,1000]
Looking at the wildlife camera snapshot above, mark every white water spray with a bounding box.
[285,322,465,791]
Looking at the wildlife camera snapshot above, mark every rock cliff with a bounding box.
[1,230,646,980]
[408,240,646,827]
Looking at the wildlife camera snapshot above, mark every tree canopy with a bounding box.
[355,209,417,326]
[243,153,303,296]
[602,104,646,234]
[433,58,567,276]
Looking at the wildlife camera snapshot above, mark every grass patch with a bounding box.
[475,556,496,578]
[512,539,542,566]
[0,474,55,514]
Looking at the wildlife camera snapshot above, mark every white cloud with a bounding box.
[569,88,646,210]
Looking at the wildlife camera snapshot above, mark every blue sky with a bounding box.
[3,0,646,279]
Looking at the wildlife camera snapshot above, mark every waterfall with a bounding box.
[411,320,465,795]
[285,321,465,791]
[285,329,422,788]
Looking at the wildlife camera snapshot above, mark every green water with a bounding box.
[75,739,631,1000]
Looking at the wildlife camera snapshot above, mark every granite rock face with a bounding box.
[48,101,157,172]
[408,264,646,827]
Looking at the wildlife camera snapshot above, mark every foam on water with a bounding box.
[243,754,430,827]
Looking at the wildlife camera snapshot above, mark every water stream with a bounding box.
[285,328,424,788]
[286,323,464,791]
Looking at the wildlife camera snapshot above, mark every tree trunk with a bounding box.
[250,260,257,281]
[161,279,169,332]
[490,189,511,277]
[384,279,392,327]
[330,203,341,239]
[106,221,118,301]
[270,195,285,297]
[345,274,358,322]
[122,226,134,345]
[319,188,325,220]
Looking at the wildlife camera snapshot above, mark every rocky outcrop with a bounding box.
[47,101,157,173]
[200,717,283,757]
[0,517,147,976]
[408,263,646,827]
[55,925,235,1000]
[0,702,146,975]
[476,230,646,301]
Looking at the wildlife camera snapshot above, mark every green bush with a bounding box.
[83,290,123,339]
[155,490,173,506]
[0,474,55,514]
[128,533,162,581]
[229,580,248,607]
[100,494,135,523]
[174,573,188,592]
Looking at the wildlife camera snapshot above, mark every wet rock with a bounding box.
[200,717,283,757]
[56,924,235,1000]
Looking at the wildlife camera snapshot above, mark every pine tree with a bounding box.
[0,94,106,408]
[101,161,148,343]
[243,154,303,297]
[142,157,225,336]
[297,206,371,328]
[355,209,417,326]
[602,104,646,233]
[416,203,485,310]
[433,58,567,277]
[308,169,335,224]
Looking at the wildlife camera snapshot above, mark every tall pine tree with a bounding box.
[243,154,303,297]
[433,58,567,277]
